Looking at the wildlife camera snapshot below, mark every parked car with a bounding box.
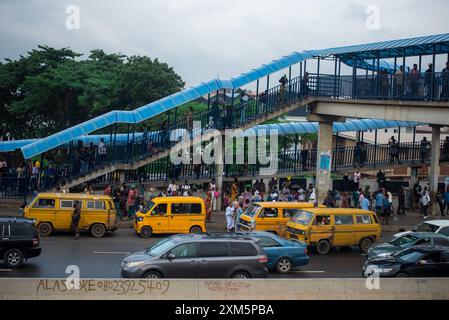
[213,231,309,274]
[362,245,449,278]
[394,220,449,239]
[0,217,41,268]
[121,234,268,279]
[367,232,449,260]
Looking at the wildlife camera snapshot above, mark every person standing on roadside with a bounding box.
[209,178,218,212]
[205,191,212,223]
[444,187,449,216]
[375,189,385,217]
[234,202,243,231]
[420,187,431,218]
[71,201,81,240]
[353,171,361,190]
[225,202,236,232]
[397,187,406,216]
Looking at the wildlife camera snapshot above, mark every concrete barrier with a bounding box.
[1,278,448,300]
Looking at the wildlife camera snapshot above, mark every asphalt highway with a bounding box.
[0,225,397,279]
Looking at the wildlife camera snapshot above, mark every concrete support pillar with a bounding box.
[430,125,441,216]
[316,121,334,204]
[215,142,224,211]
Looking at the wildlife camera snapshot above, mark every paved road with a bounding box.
[0,225,397,279]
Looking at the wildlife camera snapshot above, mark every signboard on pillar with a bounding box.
[319,151,332,174]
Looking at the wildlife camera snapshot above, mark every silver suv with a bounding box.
[121,234,269,279]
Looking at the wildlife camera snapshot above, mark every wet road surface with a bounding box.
[0,226,397,279]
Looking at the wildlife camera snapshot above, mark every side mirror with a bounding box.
[167,253,176,260]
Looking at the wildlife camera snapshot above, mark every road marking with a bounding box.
[291,271,325,274]
[0,269,12,272]
[93,251,130,255]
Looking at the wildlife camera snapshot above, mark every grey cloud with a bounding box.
[0,0,448,87]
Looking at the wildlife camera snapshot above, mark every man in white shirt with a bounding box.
[354,172,361,190]
[167,179,178,196]
[98,138,107,162]
[225,202,236,232]
[181,180,191,196]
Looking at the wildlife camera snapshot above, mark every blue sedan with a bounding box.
[233,231,309,274]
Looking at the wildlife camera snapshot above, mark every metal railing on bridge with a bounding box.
[12,70,449,192]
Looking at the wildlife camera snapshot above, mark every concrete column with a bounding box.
[316,121,334,204]
[215,141,224,211]
[430,125,441,216]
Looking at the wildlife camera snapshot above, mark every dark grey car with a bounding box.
[121,234,269,279]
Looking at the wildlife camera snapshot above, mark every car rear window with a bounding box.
[10,223,34,238]
[230,242,258,256]
[199,242,230,257]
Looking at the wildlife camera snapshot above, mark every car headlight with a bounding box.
[376,252,392,258]
[125,261,145,268]
[135,216,144,222]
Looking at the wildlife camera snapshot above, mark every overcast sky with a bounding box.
[1,0,448,88]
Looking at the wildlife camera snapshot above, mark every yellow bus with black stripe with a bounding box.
[285,208,381,255]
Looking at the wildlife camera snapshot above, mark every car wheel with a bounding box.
[396,272,410,278]
[276,258,293,274]
[90,223,106,238]
[316,240,331,255]
[189,226,202,234]
[143,271,163,279]
[37,222,53,237]
[231,271,251,279]
[4,249,24,268]
[140,226,153,239]
[359,238,374,254]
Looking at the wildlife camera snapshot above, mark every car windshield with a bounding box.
[140,201,156,214]
[393,249,425,263]
[244,204,261,217]
[146,239,176,256]
[291,210,314,226]
[390,234,418,246]
[412,223,439,233]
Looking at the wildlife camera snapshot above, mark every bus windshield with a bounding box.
[243,204,261,217]
[291,210,314,226]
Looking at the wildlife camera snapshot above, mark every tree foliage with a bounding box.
[0,45,185,139]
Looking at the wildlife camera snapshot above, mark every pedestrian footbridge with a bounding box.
[1,33,449,200]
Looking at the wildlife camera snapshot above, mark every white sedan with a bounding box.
[394,220,449,238]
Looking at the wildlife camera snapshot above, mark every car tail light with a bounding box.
[258,255,268,264]
[32,238,39,246]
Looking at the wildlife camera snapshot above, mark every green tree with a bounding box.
[0,45,185,139]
